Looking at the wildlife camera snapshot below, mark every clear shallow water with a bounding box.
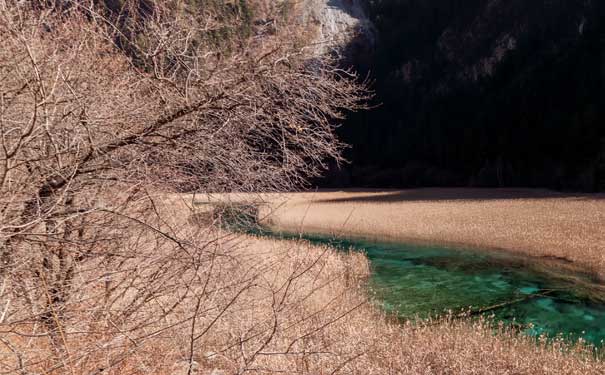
[259,229,605,348]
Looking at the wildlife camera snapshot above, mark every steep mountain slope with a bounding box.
[329,0,605,191]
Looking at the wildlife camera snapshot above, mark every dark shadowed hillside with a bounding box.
[322,0,605,192]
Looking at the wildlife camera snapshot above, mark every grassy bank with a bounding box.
[257,188,605,278]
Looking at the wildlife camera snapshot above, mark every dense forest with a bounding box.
[321,0,605,191]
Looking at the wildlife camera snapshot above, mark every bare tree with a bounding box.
[0,1,368,373]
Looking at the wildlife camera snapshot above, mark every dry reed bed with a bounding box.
[6,226,604,374]
[256,188,605,277]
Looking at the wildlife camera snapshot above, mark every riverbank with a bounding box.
[177,192,605,373]
[256,188,605,278]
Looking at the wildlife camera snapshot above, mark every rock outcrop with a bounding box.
[297,0,375,57]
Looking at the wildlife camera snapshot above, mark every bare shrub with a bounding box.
[0,1,368,373]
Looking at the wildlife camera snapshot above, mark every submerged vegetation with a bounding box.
[250,229,605,349]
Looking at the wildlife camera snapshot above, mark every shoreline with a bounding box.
[257,188,605,279]
[263,224,605,302]
[268,221,603,281]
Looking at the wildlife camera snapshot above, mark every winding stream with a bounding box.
[259,229,605,348]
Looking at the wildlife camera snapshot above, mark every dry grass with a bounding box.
[16,233,601,374]
[4,192,605,374]
[255,188,605,277]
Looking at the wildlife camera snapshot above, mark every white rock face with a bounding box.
[299,0,375,56]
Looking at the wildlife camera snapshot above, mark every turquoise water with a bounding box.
[259,230,605,348]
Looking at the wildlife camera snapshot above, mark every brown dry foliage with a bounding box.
[0,1,368,373]
[261,188,605,277]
